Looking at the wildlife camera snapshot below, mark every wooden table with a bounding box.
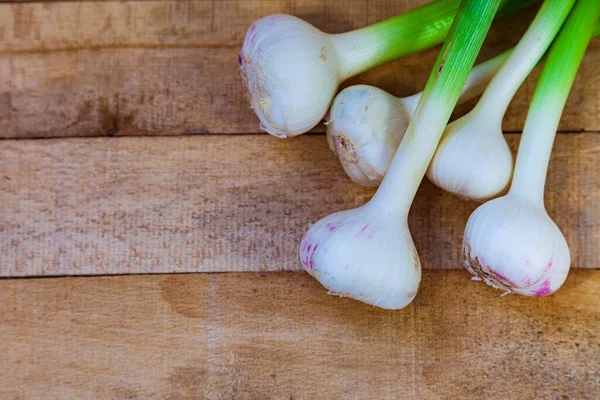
[1,1,598,398]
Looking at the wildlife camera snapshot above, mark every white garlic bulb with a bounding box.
[298,0,509,309]
[461,0,589,297]
[427,0,575,201]
[426,112,513,201]
[239,1,489,138]
[326,86,417,186]
[300,203,420,309]
[463,194,570,296]
[239,15,340,138]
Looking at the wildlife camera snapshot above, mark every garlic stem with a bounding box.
[401,49,514,115]
[510,0,600,206]
[473,0,575,122]
[332,0,461,80]
[372,0,502,215]
[336,0,535,78]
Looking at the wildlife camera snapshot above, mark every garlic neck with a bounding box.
[473,94,506,128]
[469,105,504,135]
[329,32,382,81]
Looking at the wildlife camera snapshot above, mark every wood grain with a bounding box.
[1,1,599,138]
[1,270,598,399]
[1,133,598,277]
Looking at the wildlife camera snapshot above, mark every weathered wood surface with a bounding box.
[1,270,598,399]
[1,1,599,138]
[1,133,598,277]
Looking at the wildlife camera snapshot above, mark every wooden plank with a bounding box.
[1,270,598,399]
[0,0,392,52]
[1,1,599,138]
[1,133,598,277]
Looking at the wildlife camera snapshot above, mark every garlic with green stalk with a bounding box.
[326,50,510,186]
[427,0,576,201]
[464,0,599,296]
[239,0,533,138]
[301,0,500,309]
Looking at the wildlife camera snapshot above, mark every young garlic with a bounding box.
[426,0,576,201]
[301,204,421,309]
[326,50,510,186]
[463,196,570,296]
[300,0,501,309]
[239,0,532,138]
[464,0,599,296]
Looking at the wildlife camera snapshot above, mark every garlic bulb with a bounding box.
[463,195,570,296]
[326,86,417,186]
[239,15,341,138]
[426,111,513,201]
[327,50,509,186]
[427,0,576,201]
[240,2,535,138]
[300,204,420,309]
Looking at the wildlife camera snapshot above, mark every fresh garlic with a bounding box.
[463,195,570,296]
[300,0,500,308]
[301,204,421,309]
[326,86,418,186]
[327,50,510,186]
[426,110,513,201]
[239,15,342,138]
[463,0,598,296]
[239,0,530,138]
[427,0,576,201]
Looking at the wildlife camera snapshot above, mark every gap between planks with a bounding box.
[1,130,600,141]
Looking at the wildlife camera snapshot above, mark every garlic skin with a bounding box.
[300,204,420,309]
[463,194,570,296]
[239,15,341,138]
[326,86,416,186]
[426,113,513,201]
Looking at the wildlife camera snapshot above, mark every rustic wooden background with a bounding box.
[1,0,599,398]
